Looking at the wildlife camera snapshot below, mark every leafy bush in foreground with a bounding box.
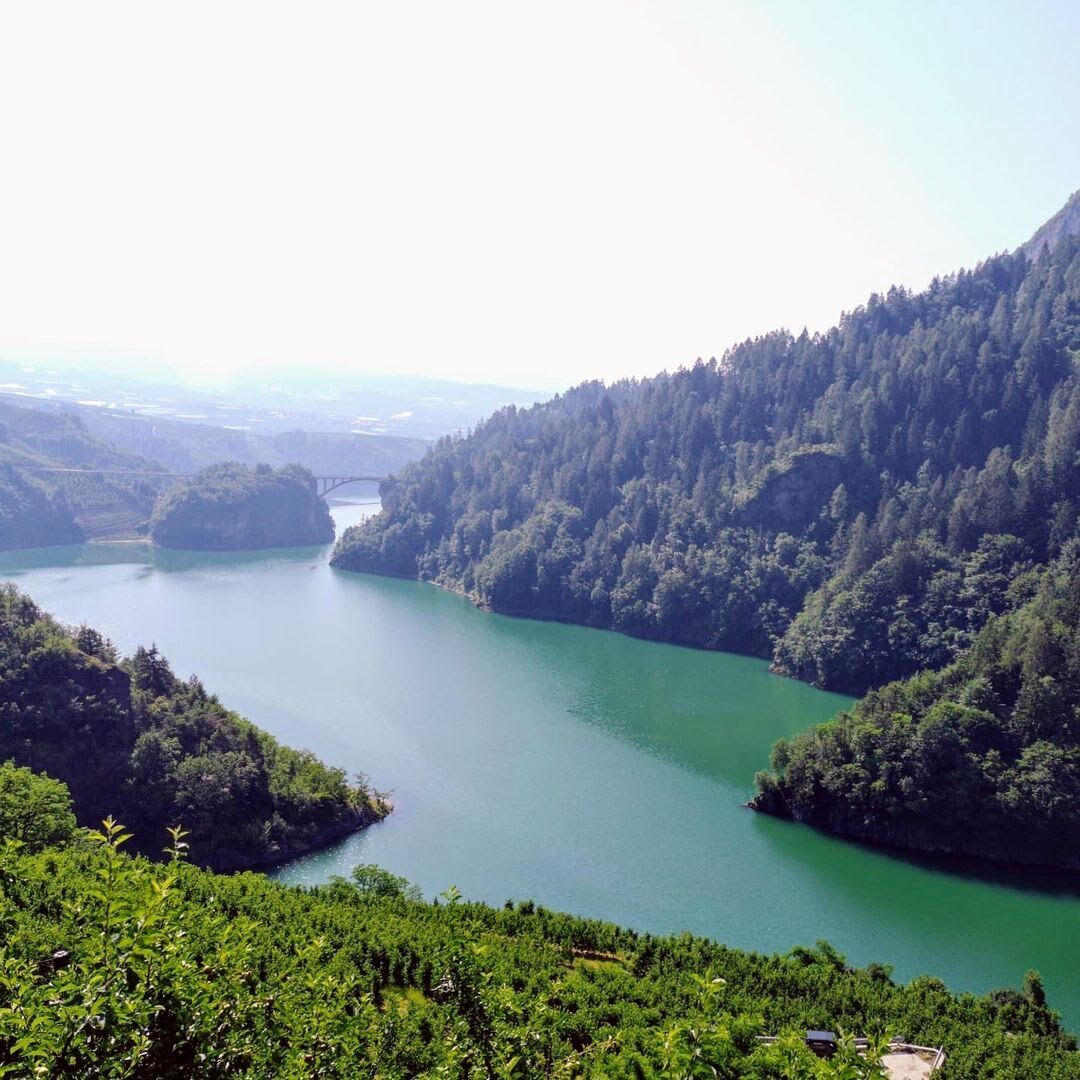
[0,815,1075,1077]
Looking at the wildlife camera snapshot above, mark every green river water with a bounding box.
[1,491,1079,1029]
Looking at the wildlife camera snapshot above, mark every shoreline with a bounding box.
[330,559,836,680]
[234,797,392,875]
[336,562,1080,878]
[746,795,1080,876]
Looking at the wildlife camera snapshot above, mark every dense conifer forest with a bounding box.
[0,794,1077,1076]
[334,227,1079,697]
[753,541,1080,866]
[333,205,1080,866]
[149,462,335,550]
[0,586,385,871]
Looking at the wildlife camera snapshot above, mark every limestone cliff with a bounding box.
[1025,187,1080,258]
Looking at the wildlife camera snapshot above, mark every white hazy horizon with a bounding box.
[0,1,1077,389]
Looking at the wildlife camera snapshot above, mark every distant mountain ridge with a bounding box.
[0,393,427,481]
[0,390,428,547]
[0,398,155,472]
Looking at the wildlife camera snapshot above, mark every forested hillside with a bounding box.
[0,464,83,548]
[331,204,1080,868]
[334,224,1080,700]
[0,399,168,542]
[149,462,334,550]
[76,404,427,477]
[753,541,1080,867]
[0,801,1076,1076]
[0,586,385,870]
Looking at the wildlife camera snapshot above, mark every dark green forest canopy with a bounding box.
[331,226,1080,869]
[0,585,386,870]
[0,816,1077,1077]
[149,461,334,550]
[333,233,1080,699]
[753,541,1080,868]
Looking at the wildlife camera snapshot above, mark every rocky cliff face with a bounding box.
[732,446,870,532]
[1025,188,1080,257]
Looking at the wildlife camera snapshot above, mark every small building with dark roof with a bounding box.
[806,1030,838,1057]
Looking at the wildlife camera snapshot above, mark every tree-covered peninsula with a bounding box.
[150,462,334,550]
[753,541,1080,868]
[0,796,1077,1076]
[0,585,386,870]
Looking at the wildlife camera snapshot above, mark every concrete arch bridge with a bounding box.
[19,466,384,499]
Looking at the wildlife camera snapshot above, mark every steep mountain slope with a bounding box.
[1026,188,1080,257]
[149,463,335,550]
[754,542,1080,867]
[332,193,1080,868]
[0,399,170,542]
[334,210,1080,698]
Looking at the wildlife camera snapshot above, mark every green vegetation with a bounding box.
[0,761,77,852]
[332,208,1080,867]
[149,462,335,550]
[333,230,1080,700]
[0,585,385,870]
[0,812,1076,1077]
[0,464,82,549]
[0,399,167,545]
[753,541,1080,868]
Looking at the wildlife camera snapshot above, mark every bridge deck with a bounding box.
[18,466,384,497]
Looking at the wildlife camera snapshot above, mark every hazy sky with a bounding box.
[0,0,1077,389]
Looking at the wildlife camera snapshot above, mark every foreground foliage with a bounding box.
[149,462,334,550]
[0,818,1076,1078]
[754,541,1080,867]
[0,586,385,870]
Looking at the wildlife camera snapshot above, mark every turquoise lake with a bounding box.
[2,489,1079,1029]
